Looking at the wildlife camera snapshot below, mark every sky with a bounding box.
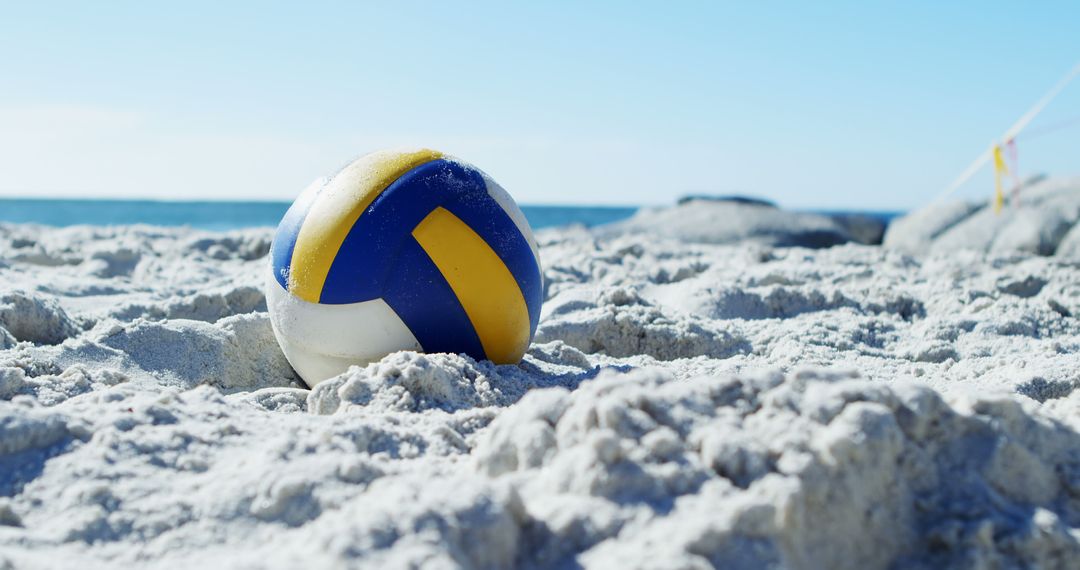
[0,1,1077,209]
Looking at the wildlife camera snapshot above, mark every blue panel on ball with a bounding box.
[381,238,487,359]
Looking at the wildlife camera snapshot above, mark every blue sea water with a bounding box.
[0,199,639,231]
[0,198,903,232]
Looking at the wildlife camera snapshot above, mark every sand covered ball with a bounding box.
[266,149,543,387]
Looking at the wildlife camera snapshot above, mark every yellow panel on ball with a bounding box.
[412,206,531,364]
[287,148,443,303]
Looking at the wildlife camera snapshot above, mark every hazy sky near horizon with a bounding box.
[1,1,1077,209]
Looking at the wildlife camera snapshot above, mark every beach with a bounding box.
[0,205,1078,569]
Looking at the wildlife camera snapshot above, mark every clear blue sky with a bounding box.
[1,1,1077,209]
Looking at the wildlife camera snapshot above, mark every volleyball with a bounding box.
[266,149,543,387]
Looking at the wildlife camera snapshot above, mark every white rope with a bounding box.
[933,62,1080,203]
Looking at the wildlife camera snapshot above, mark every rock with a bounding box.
[990,207,1075,255]
[1053,221,1080,258]
[883,200,983,253]
[827,213,889,245]
[677,195,778,208]
[928,206,1011,253]
[886,176,1080,256]
[600,200,855,248]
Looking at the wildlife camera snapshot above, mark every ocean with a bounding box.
[0,198,902,231]
[0,198,639,231]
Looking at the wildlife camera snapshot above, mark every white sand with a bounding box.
[1,221,1079,569]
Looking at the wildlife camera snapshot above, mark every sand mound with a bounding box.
[308,349,598,415]
[476,368,1080,568]
[0,326,15,350]
[0,291,81,345]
